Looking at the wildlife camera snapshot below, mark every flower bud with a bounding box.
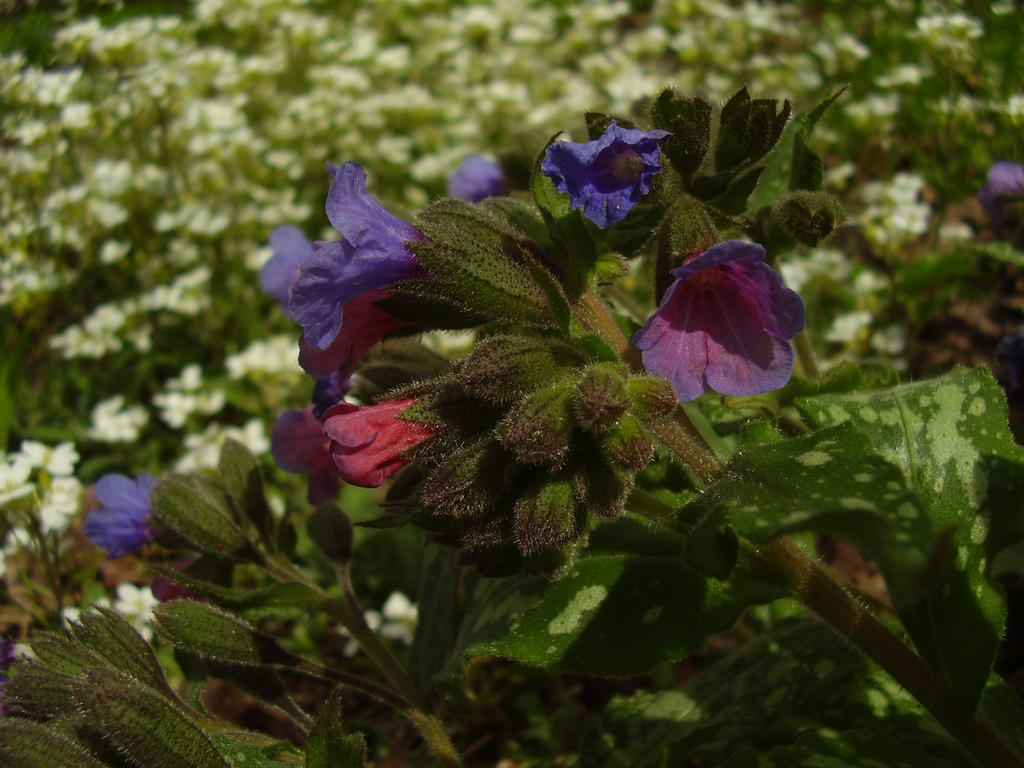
[574,363,630,433]
[497,381,576,467]
[584,464,634,518]
[602,414,655,470]
[454,334,584,402]
[514,475,580,555]
[777,190,843,247]
[627,375,678,422]
[655,195,719,302]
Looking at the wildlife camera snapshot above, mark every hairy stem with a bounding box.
[792,330,820,380]
[755,538,1024,768]
[269,556,462,766]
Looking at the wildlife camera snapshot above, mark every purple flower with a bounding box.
[83,473,156,558]
[271,407,340,505]
[447,155,508,202]
[541,120,671,228]
[979,161,1024,228]
[259,225,312,306]
[633,240,805,401]
[287,162,425,350]
[0,636,15,715]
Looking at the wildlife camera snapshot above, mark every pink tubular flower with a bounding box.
[321,399,436,488]
[632,240,805,401]
[271,407,340,504]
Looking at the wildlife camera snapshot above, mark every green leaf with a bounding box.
[219,439,273,549]
[722,361,899,416]
[306,504,353,566]
[650,88,711,179]
[151,570,322,620]
[72,668,230,768]
[152,473,252,557]
[207,734,300,768]
[582,618,973,768]
[305,689,367,768]
[409,545,463,699]
[71,607,178,701]
[789,86,847,191]
[527,258,572,335]
[972,240,1024,268]
[473,552,776,675]
[795,366,1024,710]
[410,198,552,325]
[0,720,108,768]
[154,601,298,666]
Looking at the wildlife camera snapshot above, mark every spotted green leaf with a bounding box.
[461,551,777,675]
[795,365,1024,710]
[581,618,973,768]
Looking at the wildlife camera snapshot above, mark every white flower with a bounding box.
[88,395,150,443]
[37,476,82,533]
[18,440,79,477]
[825,311,874,344]
[114,583,160,640]
[0,452,35,507]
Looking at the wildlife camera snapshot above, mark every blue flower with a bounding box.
[979,161,1024,229]
[447,155,508,202]
[83,473,157,558]
[259,225,312,306]
[633,240,805,401]
[287,162,424,350]
[541,120,671,228]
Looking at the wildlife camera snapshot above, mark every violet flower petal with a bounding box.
[260,225,312,305]
[541,120,671,228]
[447,155,508,202]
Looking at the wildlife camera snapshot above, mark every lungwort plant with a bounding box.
[4,86,1024,768]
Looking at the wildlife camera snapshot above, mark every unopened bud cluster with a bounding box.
[394,336,676,561]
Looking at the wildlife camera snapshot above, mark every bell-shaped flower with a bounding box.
[541,120,671,228]
[633,240,805,401]
[83,473,157,558]
[321,398,436,488]
[298,288,407,377]
[259,225,312,306]
[447,155,508,202]
[979,161,1024,228]
[271,407,339,505]
[287,162,424,351]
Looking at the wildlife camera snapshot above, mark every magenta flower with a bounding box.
[979,161,1024,228]
[541,120,671,228]
[259,225,312,306]
[271,407,340,505]
[297,288,407,378]
[287,162,425,350]
[633,240,805,401]
[83,473,157,558]
[321,399,437,488]
[447,155,508,202]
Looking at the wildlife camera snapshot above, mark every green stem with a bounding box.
[268,556,462,767]
[646,413,721,484]
[792,330,820,380]
[577,286,643,370]
[755,539,1024,768]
